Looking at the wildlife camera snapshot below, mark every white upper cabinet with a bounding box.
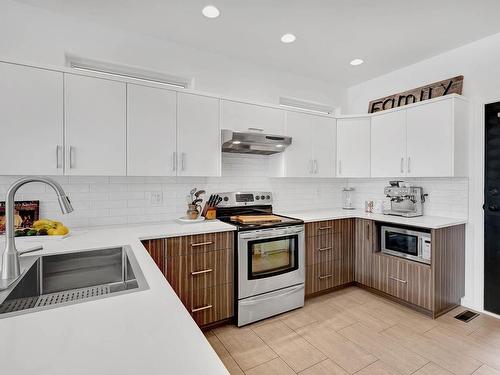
[284,111,314,177]
[221,100,285,135]
[336,117,371,177]
[0,63,64,175]
[371,110,406,177]
[406,96,469,177]
[177,92,220,177]
[284,111,336,178]
[127,84,177,176]
[65,74,126,176]
[406,99,453,177]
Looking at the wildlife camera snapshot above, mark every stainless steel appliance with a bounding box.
[381,226,431,264]
[221,129,292,155]
[383,182,427,217]
[215,192,305,326]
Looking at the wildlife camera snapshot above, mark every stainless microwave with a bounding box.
[381,226,431,264]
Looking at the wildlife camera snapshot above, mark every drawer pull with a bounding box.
[191,304,213,313]
[319,274,334,280]
[191,241,214,247]
[318,226,332,231]
[389,276,408,284]
[191,268,213,276]
[318,247,332,252]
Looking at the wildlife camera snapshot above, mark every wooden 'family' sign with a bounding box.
[368,75,463,113]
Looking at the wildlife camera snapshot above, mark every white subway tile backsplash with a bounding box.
[0,158,469,228]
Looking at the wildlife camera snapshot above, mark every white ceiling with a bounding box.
[15,0,500,86]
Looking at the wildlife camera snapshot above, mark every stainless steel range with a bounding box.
[215,192,305,326]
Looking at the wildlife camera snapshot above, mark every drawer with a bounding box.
[372,254,432,310]
[166,248,233,295]
[305,260,342,295]
[180,284,234,326]
[305,220,337,238]
[167,231,233,257]
[305,234,342,265]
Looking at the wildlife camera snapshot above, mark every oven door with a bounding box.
[238,226,305,299]
[381,226,421,261]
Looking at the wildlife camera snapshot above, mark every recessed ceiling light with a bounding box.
[281,34,296,44]
[350,58,364,66]
[202,5,220,18]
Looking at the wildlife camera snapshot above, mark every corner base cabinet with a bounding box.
[355,220,465,318]
[142,231,234,327]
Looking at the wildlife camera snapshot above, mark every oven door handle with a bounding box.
[239,284,305,306]
[239,228,304,240]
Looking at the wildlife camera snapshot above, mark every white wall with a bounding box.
[0,0,343,107]
[345,32,500,312]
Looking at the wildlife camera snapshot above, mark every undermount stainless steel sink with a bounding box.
[0,246,148,318]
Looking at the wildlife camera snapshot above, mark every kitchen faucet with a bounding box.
[0,177,74,290]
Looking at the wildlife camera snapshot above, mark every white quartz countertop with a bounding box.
[0,220,236,375]
[278,208,467,229]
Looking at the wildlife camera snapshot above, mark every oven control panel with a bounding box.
[216,192,273,207]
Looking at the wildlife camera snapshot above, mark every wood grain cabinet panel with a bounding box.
[305,235,341,265]
[407,262,432,310]
[141,238,167,274]
[180,284,234,327]
[305,220,337,238]
[166,249,233,295]
[355,219,375,286]
[166,231,233,257]
[306,260,342,295]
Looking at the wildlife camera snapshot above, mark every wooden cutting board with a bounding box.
[230,215,282,224]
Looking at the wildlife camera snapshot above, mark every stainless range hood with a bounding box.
[221,129,292,155]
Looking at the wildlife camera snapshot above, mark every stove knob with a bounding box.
[256,196,260,200]
[223,196,229,202]
[261,195,265,200]
[266,195,270,200]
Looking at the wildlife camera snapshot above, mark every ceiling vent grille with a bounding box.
[279,96,334,115]
[66,55,191,89]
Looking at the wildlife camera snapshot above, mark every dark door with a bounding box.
[484,102,500,314]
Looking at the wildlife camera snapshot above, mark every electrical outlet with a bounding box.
[149,192,163,206]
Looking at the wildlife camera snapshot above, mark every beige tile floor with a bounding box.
[204,287,500,375]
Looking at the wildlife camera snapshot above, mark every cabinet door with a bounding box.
[127,85,177,176]
[0,63,64,175]
[312,117,336,178]
[284,111,313,177]
[65,74,126,175]
[221,100,285,135]
[371,110,406,177]
[336,118,371,177]
[406,99,453,177]
[355,219,374,286]
[177,93,220,177]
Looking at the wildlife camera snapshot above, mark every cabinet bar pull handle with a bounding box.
[319,274,334,280]
[191,241,214,247]
[400,157,404,174]
[407,157,411,174]
[181,153,186,171]
[248,127,264,132]
[366,224,370,241]
[191,268,213,276]
[69,146,75,169]
[191,304,213,313]
[318,226,332,231]
[318,247,332,252]
[56,145,61,168]
[389,276,408,284]
[172,152,177,172]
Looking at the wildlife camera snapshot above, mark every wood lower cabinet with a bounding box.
[305,219,355,296]
[354,219,375,286]
[141,231,234,327]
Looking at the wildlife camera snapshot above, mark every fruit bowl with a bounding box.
[15,219,70,238]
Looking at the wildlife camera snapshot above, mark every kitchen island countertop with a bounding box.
[0,219,236,375]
